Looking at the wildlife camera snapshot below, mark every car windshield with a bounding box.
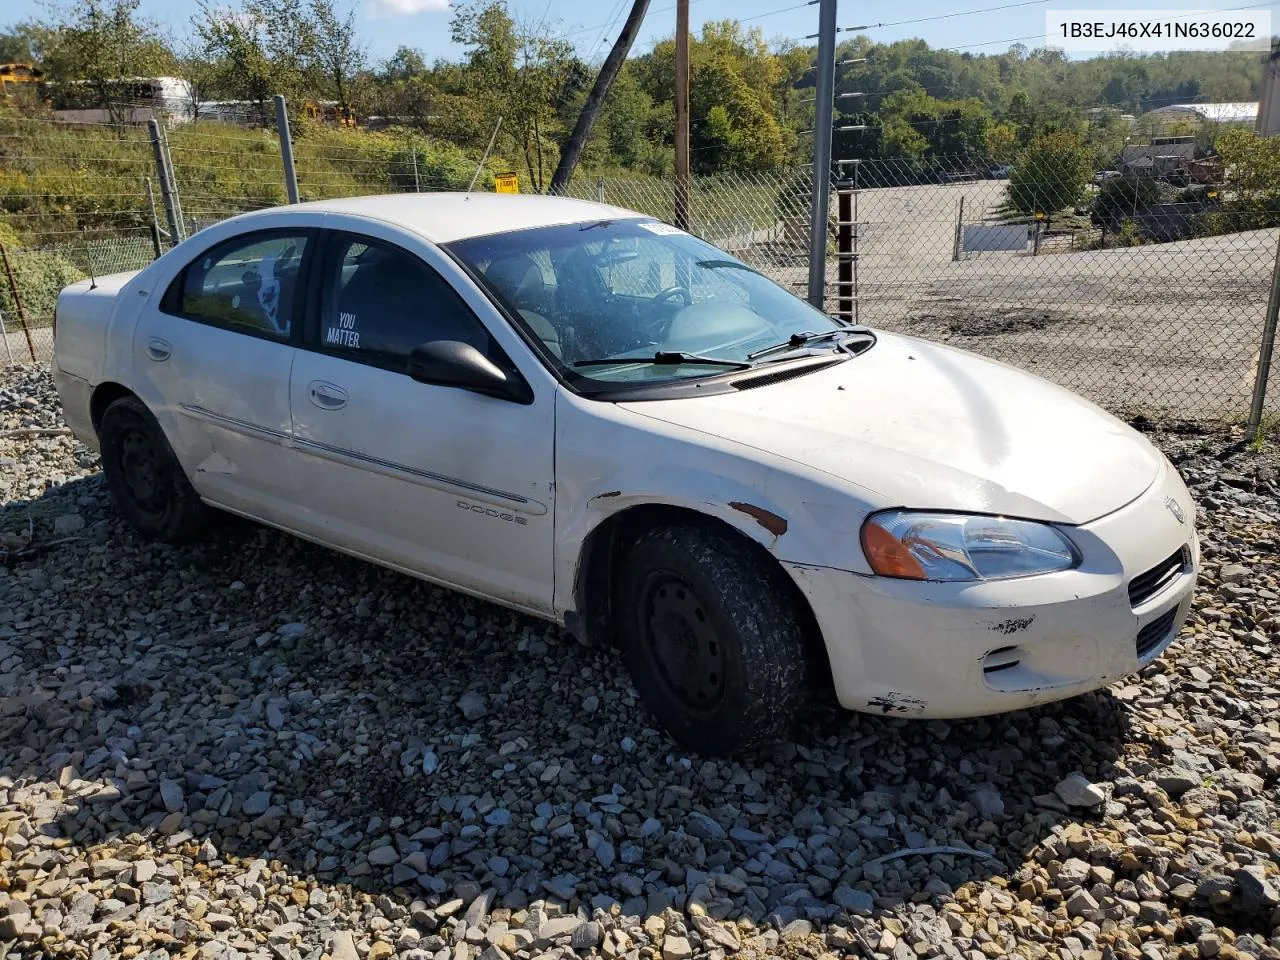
[447,219,847,385]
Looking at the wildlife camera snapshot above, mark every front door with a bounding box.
[132,229,312,520]
[287,227,556,614]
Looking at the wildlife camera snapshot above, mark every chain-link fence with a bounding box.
[818,157,1280,424]
[571,157,1279,425]
[2,101,1277,425]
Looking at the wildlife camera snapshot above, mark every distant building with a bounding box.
[1141,101,1259,134]
[1119,138,1198,178]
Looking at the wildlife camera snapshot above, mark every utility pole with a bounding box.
[806,0,838,308]
[674,0,691,231]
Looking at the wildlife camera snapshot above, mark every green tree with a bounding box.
[1092,174,1162,226]
[450,0,575,192]
[1216,128,1280,206]
[308,0,365,115]
[689,54,784,172]
[1084,106,1131,168]
[194,0,315,110]
[983,122,1018,162]
[0,23,46,63]
[1008,132,1091,215]
[381,46,426,83]
[39,0,175,123]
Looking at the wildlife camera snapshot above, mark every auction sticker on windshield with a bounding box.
[637,221,686,236]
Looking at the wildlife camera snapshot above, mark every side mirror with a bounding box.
[407,340,533,404]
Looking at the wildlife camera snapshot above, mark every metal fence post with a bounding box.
[806,0,837,309]
[144,178,164,258]
[275,94,300,204]
[1247,230,1280,440]
[0,243,36,362]
[148,120,182,246]
[597,177,605,203]
[160,123,185,240]
[411,149,420,192]
[0,305,13,365]
[953,196,965,262]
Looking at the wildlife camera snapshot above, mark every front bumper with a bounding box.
[786,460,1199,718]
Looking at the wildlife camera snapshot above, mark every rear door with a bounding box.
[286,223,556,614]
[132,229,313,521]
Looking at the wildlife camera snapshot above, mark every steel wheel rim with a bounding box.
[119,427,167,513]
[641,572,726,713]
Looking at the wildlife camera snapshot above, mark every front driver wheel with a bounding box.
[617,523,815,754]
[99,395,210,543]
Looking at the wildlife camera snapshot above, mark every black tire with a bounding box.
[98,395,210,543]
[617,523,815,754]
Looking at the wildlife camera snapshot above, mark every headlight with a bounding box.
[860,510,1079,581]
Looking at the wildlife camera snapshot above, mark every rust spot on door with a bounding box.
[729,501,788,537]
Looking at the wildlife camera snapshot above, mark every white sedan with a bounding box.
[52,193,1199,754]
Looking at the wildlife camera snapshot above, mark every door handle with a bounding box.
[146,338,171,362]
[308,381,348,410]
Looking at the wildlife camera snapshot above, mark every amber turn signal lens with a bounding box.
[861,521,928,580]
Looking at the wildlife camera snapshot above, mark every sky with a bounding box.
[3,0,1277,65]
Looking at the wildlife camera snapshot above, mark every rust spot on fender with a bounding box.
[729,502,788,537]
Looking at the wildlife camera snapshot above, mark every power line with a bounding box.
[588,0,630,55]
[742,1,817,25]
[565,0,806,42]
[849,0,1049,32]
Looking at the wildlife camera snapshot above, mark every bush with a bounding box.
[0,246,87,327]
[1114,219,1143,247]
[1092,176,1163,226]
[1007,132,1092,216]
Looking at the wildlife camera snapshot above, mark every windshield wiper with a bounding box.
[573,350,752,370]
[696,259,757,272]
[746,328,860,361]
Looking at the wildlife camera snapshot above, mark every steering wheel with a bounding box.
[653,286,693,307]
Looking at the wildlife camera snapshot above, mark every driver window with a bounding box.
[320,235,492,367]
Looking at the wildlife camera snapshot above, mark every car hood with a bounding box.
[619,332,1162,525]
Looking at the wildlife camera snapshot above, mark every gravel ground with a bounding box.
[2,364,1279,960]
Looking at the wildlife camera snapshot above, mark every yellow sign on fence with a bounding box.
[494,172,519,194]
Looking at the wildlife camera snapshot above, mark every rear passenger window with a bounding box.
[321,236,491,365]
[169,232,310,338]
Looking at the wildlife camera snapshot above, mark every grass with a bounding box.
[0,111,511,242]
[0,108,805,330]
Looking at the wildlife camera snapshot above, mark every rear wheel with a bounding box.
[617,523,814,754]
[99,395,210,542]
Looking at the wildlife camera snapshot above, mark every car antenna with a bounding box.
[80,228,96,290]
[467,116,503,194]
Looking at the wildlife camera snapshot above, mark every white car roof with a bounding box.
[230,193,646,244]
